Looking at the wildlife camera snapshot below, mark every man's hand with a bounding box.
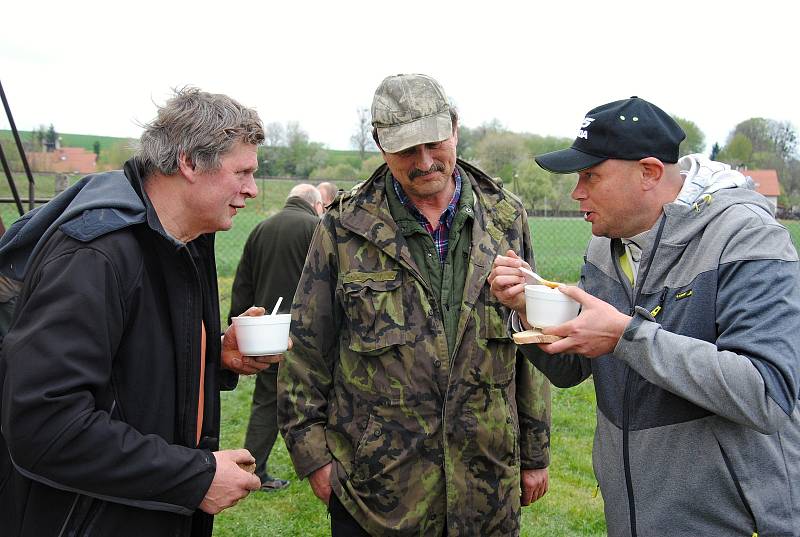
[199,449,261,514]
[521,468,549,506]
[488,250,531,326]
[539,286,631,358]
[308,462,332,505]
[221,306,292,374]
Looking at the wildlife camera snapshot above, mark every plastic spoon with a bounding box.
[270,297,283,315]
[518,267,562,289]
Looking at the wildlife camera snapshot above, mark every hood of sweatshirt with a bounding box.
[660,153,769,248]
[0,164,147,281]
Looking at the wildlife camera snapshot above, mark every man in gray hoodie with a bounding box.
[489,96,800,536]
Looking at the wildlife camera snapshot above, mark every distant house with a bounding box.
[740,169,780,210]
[28,147,97,174]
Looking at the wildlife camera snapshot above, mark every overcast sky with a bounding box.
[2,1,797,153]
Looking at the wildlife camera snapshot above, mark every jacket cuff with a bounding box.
[218,368,239,391]
[518,417,550,469]
[284,422,332,478]
[520,436,550,469]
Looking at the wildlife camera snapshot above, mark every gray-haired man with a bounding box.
[0,88,287,537]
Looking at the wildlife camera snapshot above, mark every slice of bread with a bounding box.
[237,462,256,473]
[512,328,562,345]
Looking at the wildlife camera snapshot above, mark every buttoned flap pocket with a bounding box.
[342,270,406,354]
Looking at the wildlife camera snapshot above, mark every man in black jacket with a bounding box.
[0,88,287,537]
[229,183,322,491]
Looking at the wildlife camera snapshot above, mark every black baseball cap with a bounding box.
[535,96,686,173]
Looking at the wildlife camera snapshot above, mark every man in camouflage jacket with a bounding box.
[279,74,551,537]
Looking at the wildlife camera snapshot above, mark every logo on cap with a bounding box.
[577,117,595,140]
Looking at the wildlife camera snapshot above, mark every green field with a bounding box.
[0,129,134,153]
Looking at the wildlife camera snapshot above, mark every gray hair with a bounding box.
[136,87,265,177]
[316,181,338,204]
[288,183,322,206]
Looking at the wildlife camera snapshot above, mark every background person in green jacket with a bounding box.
[229,183,323,491]
[279,73,551,537]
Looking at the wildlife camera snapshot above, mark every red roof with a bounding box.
[28,147,97,174]
[743,169,781,197]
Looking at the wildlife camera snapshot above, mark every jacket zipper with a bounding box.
[614,216,668,537]
[179,244,203,447]
[57,494,81,537]
[621,367,638,537]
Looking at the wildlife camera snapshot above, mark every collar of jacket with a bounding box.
[338,158,518,247]
[124,159,199,250]
[336,159,522,328]
[0,162,149,281]
[283,195,319,218]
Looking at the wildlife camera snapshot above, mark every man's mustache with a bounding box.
[409,163,445,180]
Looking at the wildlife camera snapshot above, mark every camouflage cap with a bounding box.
[371,74,453,154]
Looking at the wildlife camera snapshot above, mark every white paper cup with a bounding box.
[524,285,580,328]
[232,314,291,356]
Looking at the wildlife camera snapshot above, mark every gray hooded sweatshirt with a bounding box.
[521,155,800,536]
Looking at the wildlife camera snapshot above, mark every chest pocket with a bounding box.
[342,270,406,354]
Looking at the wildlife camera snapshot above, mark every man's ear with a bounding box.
[177,152,198,183]
[639,157,665,191]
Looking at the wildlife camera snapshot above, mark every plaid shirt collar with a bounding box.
[392,168,462,264]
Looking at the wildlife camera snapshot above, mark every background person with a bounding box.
[0,88,285,537]
[228,183,323,491]
[489,96,800,536]
[280,73,551,537]
[316,181,338,209]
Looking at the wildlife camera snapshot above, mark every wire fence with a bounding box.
[214,179,593,284]
[6,175,800,294]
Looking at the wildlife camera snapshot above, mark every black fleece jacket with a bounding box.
[0,159,235,537]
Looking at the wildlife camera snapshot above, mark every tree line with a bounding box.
[248,111,800,214]
[2,111,797,213]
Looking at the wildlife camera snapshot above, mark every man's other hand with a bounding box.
[488,250,530,319]
[199,449,261,514]
[521,467,549,506]
[539,286,631,358]
[309,462,333,505]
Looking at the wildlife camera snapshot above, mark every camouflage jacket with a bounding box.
[279,160,551,537]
